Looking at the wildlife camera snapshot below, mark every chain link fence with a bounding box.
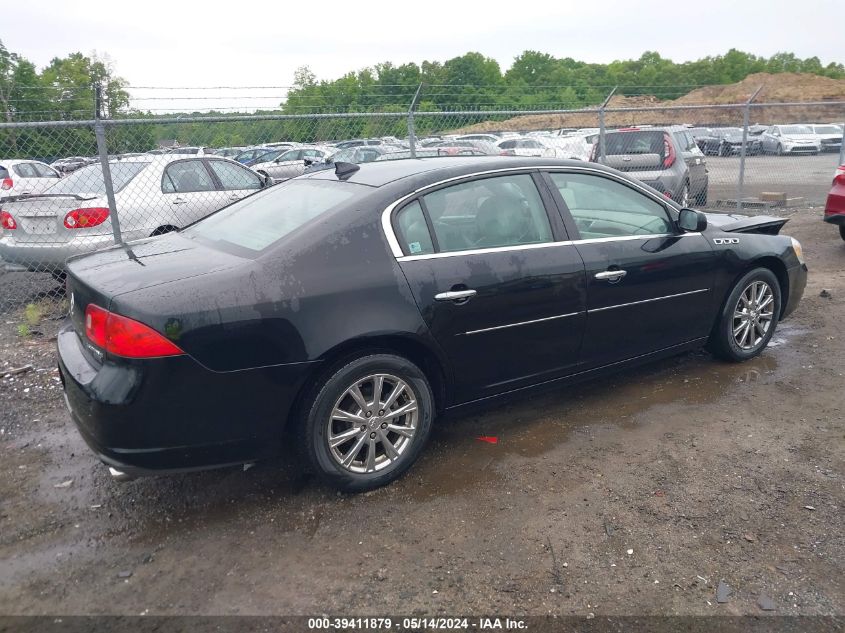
[1,92,844,315]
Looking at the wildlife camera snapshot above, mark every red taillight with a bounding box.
[84,304,184,358]
[0,210,16,230]
[0,178,12,190]
[64,207,109,229]
[834,165,845,186]
[663,133,676,168]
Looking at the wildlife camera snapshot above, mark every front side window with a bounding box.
[207,160,262,191]
[422,174,553,251]
[162,160,215,193]
[395,200,434,255]
[550,172,673,239]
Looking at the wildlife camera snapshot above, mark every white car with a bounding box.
[759,125,820,155]
[456,134,501,144]
[0,155,269,271]
[496,136,588,160]
[808,124,843,153]
[251,146,335,181]
[1,159,62,199]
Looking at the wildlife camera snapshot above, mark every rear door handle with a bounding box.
[172,197,187,205]
[595,270,627,282]
[434,289,477,302]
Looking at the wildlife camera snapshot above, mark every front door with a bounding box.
[392,172,586,403]
[545,170,718,368]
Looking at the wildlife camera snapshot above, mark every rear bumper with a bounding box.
[0,234,116,269]
[57,323,317,474]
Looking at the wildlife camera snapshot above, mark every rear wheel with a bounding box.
[298,353,434,492]
[709,268,781,362]
[839,225,845,241]
[679,182,690,207]
[150,225,178,236]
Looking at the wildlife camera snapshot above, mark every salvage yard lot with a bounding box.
[0,211,842,616]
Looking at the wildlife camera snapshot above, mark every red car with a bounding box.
[824,164,845,241]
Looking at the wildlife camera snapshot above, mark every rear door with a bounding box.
[160,159,230,226]
[545,170,718,368]
[392,171,586,403]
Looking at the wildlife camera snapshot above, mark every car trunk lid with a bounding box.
[1,194,104,242]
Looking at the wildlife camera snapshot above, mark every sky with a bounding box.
[5,0,844,112]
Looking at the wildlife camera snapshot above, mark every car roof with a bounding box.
[304,156,607,188]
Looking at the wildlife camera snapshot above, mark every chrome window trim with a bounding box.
[396,232,702,262]
[462,311,581,336]
[588,288,710,314]
[381,164,682,259]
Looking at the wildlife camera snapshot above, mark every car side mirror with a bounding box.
[260,173,273,188]
[678,208,707,232]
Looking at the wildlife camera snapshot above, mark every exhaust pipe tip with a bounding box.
[108,466,136,482]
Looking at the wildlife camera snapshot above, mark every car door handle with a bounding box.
[434,289,477,302]
[228,194,240,201]
[595,270,627,281]
[171,198,188,205]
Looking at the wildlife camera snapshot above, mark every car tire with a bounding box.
[719,143,729,157]
[708,267,781,363]
[298,353,435,492]
[839,225,845,241]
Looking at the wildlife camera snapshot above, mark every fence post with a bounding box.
[93,85,123,245]
[736,86,763,211]
[598,86,617,162]
[407,83,424,158]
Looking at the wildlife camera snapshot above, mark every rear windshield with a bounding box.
[605,131,664,155]
[814,125,840,134]
[46,162,149,195]
[185,179,368,253]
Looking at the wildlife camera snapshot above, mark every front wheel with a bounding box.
[709,268,781,362]
[298,354,434,492]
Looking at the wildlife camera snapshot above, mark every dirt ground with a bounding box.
[0,210,842,617]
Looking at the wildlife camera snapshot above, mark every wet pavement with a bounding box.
[0,210,843,616]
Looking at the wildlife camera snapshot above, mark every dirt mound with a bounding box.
[451,73,845,133]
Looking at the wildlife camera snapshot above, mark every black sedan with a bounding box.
[58,157,807,491]
[698,128,762,156]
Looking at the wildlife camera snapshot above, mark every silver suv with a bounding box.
[592,127,709,206]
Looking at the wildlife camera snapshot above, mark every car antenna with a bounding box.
[334,161,360,180]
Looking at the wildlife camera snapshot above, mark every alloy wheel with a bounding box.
[326,373,418,474]
[732,281,775,350]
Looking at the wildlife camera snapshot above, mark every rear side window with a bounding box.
[605,131,664,155]
[421,174,553,252]
[186,179,368,253]
[395,200,434,255]
[0,166,8,179]
[162,160,215,193]
[33,163,60,178]
[13,163,38,178]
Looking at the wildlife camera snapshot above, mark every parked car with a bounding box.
[808,124,843,153]
[234,147,275,164]
[209,147,247,158]
[0,159,62,199]
[759,125,820,155]
[456,134,501,144]
[334,138,390,150]
[430,139,498,154]
[496,136,587,160]
[51,156,96,174]
[823,164,845,240]
[323,145,404,164]
[165,146,214,156]
[57,156,806,491]
[251,146,335,181]
[0,155,270,272]
[697,128,762,156]
[591,127,708,206]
